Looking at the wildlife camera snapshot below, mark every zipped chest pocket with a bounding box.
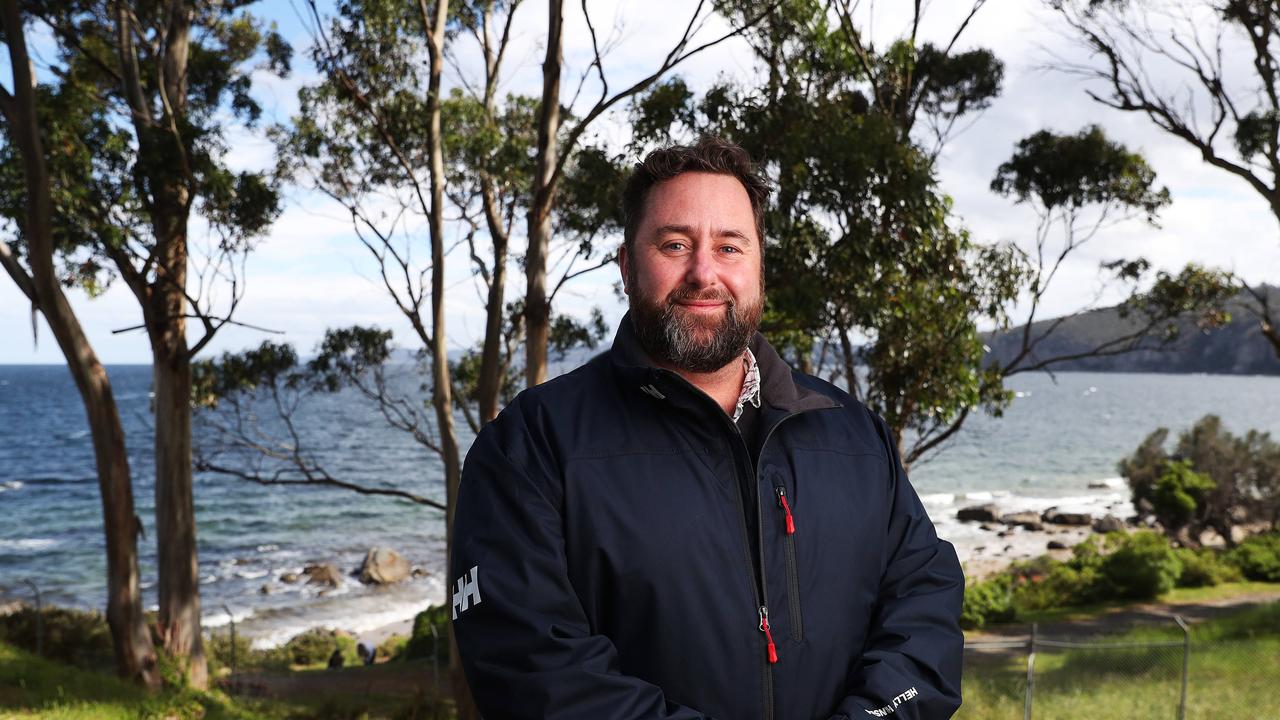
[773,485,803,642]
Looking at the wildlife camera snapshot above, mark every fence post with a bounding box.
[21,579,42,657]
[1024,622,1037,720]
[429,618,440,689]
[1175,615,1189,720]
[222,604,237,678]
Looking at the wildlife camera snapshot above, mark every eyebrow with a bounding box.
[652,224,753,243]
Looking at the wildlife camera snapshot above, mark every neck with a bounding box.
[657,354,746,416]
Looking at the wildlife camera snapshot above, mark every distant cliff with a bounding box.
[983,286,1280,375]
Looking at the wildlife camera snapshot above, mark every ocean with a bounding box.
[2,363,1278,646]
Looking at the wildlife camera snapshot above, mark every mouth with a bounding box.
[675,301,727,313]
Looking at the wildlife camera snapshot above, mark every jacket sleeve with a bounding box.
[828,414,965,720]
[450,406,716,720]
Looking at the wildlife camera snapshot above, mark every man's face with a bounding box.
[620,171,764,373]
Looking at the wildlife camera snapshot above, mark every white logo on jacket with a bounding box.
[864,687,918,716]
[452,565,482,619]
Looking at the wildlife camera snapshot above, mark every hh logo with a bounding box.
[452,565,482,619]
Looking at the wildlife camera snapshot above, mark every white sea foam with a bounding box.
[0,481,23,493]
[0,538,59,551]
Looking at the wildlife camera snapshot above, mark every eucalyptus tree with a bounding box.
[0,0,288,687]
[1050,0,1280,356]
[0,0,157,687]
[634,0,1231,465]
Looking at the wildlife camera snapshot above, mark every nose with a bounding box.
[684,244,718,288]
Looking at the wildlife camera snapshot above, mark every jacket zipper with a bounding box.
[774,486,804,642]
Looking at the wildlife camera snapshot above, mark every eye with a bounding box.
[719,245,741,254]
[663,241,687,252]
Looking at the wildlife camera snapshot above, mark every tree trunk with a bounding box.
[0,0,158,687]
[525,0,564,388]
[423,0,473,716]
[149,210,207,688]
[477,192,508,424]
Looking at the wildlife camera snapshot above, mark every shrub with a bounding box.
[0,605,113,671]
[281,627,359,667]
[401,605,450,662]
[1101,530,1183,599]
[1173,547,1242,587]
[1229,533,1280,582]
[377,633,408,661]
[961,576,1016,629]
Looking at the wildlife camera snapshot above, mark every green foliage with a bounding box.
[961,575,1016,629]
[1101,530,1183,599]
[280,628,359,668]
[0,606,113,671]
[991,125,1170,220]
[400,605,450,663]
[1153,459,1216,530]
[1173,547,1243,588]
[1119,416,1280,544]
[0,1,288,285]
[1229,533,1280,582]
[1008,539,1106,610]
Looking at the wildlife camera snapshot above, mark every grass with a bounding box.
[958,602,1280,719]
[0,642,448,719]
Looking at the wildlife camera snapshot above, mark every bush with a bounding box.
[0,605,114,671]
[1229,533,1280,582]
[961,576,1016,629]
[281,627,359,668]
[400,605,450,662]
[377,633,408,661]
[1173,547,1242,587]
[1101,530,1183,599]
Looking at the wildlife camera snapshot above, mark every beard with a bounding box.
[629,280,764,374]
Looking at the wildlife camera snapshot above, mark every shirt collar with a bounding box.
[732,348,761,422]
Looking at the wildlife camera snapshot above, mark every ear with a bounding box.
[618,244,632,296]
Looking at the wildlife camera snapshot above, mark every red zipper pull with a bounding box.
[775,486,796,535]
[759,606,778,664]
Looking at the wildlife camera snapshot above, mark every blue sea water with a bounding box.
[1,363,1278,644]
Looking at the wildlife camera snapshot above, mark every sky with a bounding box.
[1,0,1277,364]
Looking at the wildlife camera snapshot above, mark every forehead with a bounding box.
[639,172,756,237]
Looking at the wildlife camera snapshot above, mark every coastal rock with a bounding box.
[1000,512,1044,531]
[1047,540,1070,550]
[957,504,1000,523]
[303,563,342,588]
[1042,509,1092,526]
[1087,481,1111,489]
[411,567,428,578]
[259,584,271,595]
[280,572,300,584]
[1093,515,1125,533]
[979,523,996,532]
[359,547,411,585]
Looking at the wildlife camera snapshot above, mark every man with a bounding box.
[451,136,964,719]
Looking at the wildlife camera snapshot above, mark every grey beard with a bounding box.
[631,297,755,374]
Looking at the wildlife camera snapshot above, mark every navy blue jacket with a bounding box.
[451,316,964,719]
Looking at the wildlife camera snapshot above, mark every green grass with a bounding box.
[0,642,448,719]
[959,602,1280,719]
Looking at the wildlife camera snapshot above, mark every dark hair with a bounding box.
[621,136,771,253]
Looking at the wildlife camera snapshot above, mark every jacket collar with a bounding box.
[608,311,840,414]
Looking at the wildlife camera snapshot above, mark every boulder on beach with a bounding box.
[280,572,300,584]
[359,547,411,585]
[1092,515,1125,533]
[1041,508,1092,526]
[957,504,1000,523]
[1047,540,1070,550]
[999,512,1044,531]
[303,563,342,588]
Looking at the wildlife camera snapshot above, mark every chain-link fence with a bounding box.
[960,616,1280,720]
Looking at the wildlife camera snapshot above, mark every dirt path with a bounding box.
[221,658,447,701]
[966,588,1280,643]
